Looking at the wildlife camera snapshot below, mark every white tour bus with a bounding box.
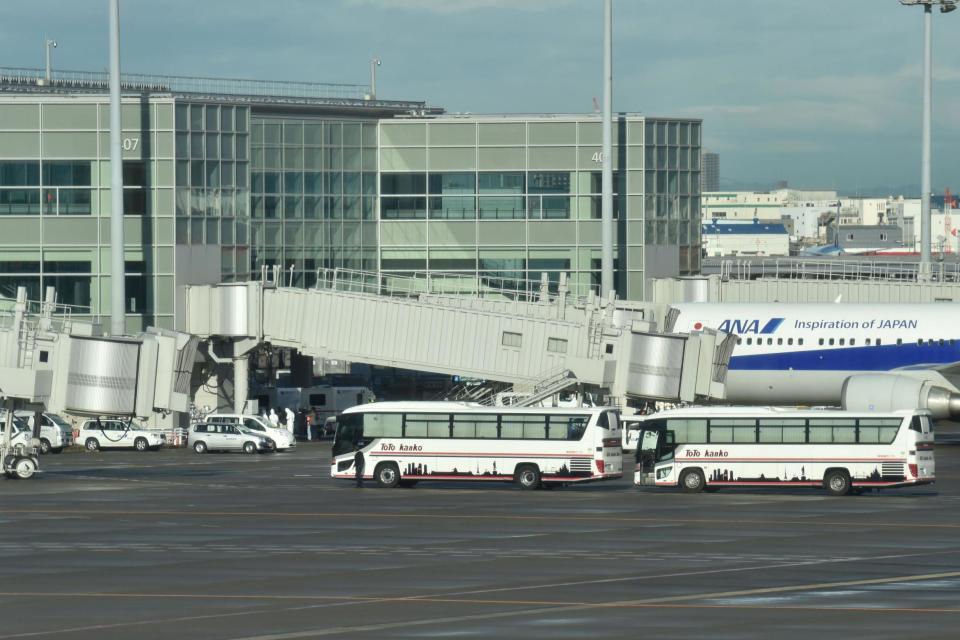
[632,406,935,496]
[330,401,622,489]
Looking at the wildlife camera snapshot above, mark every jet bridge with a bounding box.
[0,286,200,477]
[186,268,735,411]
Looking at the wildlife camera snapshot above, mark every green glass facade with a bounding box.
[0,88,701,330]
[376,116,701,300]
[249,116,378,287]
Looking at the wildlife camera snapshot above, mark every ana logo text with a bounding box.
[717,318,784,335]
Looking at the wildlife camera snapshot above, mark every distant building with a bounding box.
[701,191,783,222]
[701,151,719,192]
[701,220,790,257]
[826,225,904,253]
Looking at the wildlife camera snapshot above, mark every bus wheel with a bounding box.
[824,469,851,496]
[679,469,705,493]
[515,464,541,490]
[375,463,400,488]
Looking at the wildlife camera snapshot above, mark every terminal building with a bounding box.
[0,66,703,331]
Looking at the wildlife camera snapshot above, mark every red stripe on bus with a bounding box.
[648,479,932,487]
[368,452,594,458]
[674,457,906,463]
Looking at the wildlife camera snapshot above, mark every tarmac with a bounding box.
[0,437,958,639]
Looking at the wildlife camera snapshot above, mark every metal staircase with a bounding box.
[511,368,579,408]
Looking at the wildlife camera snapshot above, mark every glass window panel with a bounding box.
[528,172,571,194]
[478,196,524,219]
[428,172,476,194]
[381,173,426,194]
[221,107,234,132]
[220,134,234,160]
[478,172,524,194]
[451,414,498,438]
[428,196,475,219]
[206,133,218,158]
[190,105,204,130]
[284,172,303,194]
[304,172,322,195]
[190,133,203,159]
[263,123,281,144]
[0,161,40,186]
[263,172,281,193]
[808,426,832,443]
[175,105,188,130]
[284,196,302,218]
[205,106,218,130]
[404,413,449,438]
[362,413,402,438]
[380,197,426,219]
[666,419,708,443]
[283,122,303,145]
[42,161,91,186]
[344,172,361,194]
[304,123,323,145]
[0,189,41,215]
[550,415,589,440]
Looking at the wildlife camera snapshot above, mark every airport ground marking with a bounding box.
[3,568,960,639]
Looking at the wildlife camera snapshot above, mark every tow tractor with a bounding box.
[1,408,40,480]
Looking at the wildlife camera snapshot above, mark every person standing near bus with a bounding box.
[354,445,365,488]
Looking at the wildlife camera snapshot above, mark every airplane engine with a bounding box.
[841,373,960,421]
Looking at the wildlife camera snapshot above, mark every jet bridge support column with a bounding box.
[234,356,249,415]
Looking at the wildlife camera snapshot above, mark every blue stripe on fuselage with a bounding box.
[729,341,960,371]
[759,318,785,334]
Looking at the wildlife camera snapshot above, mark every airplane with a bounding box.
[668,302,960,420]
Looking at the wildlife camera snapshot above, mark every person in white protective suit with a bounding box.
[284,407,295,433]
[268,408,279,426]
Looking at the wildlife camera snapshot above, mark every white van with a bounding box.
[189,423,274,454]
[203,414,296,451]
[78,419,165,452]
[15,411,74,454]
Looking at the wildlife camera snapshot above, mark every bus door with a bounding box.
[635,424,669,486]
[622,420,642,451]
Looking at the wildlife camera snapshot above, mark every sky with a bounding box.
[1,0,959,195]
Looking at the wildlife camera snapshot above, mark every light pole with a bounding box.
[108,0,126,336]
[369,57,381,100]
[44,38,57,83]
[900,0,956,281]
[601,0,614,299]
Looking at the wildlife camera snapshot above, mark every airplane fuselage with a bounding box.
[672,303,959,404]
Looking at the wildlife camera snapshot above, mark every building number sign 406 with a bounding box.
[122,137,139,151]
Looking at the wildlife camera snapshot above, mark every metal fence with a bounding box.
[0,66,369,101]
[714,257,960,283]
[305,268,600,307]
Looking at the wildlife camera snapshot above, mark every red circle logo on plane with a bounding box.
[693,322,703,330]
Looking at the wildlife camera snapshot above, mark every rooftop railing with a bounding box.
[0,66,370,101]
[714,257,960,283]
[270,267,601,307]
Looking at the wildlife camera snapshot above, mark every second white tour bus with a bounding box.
[331,401,622,489]
[631,406,934,496]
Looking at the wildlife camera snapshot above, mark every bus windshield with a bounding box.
[332,413,363,457]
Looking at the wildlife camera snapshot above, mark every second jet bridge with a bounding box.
[186,269,734,409]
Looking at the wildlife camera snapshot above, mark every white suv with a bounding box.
[203,414,295,451]
[78,419,165,452]
[15,411,74,454]
[189,423,274,454]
